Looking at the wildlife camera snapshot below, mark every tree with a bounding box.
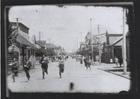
[35,48,46,57]
[46,48,56,56]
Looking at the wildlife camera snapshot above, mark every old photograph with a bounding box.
[7,5,130,93]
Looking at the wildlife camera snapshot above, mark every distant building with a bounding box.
[101,32,123,63]
[36,40,46,48]
[110,32,130,69]
[45,43,65,56]
[11,22,29,34]
[81,32,102,61]
[10,22,29,40]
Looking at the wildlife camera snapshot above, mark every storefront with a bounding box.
[8,32,36,70]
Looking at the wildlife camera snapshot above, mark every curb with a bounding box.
[98,68,130,80]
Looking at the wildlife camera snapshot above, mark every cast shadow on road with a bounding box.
[20,80,29,83]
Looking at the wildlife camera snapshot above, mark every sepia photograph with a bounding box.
[6,5,131,93]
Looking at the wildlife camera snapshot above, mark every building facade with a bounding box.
[101,33,123,63]
[8,22,36,71]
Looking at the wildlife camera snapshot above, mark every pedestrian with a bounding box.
[87,57,91,70]
[58,57,64,78]
[40,55,45,64]
[24,59,31,80]
[10,58,18,82]
[118,58,123,67]
[114,57,119,67]
[29,55,36,68]
[83,57,87,69]
[40,55,49,79]
[84,56,90,69]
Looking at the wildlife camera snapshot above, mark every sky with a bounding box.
[9,5,128,52]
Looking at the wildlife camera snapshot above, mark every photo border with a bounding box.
[1,0,138,99]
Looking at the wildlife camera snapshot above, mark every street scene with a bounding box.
[7,5,130,93]
[8,57,130,93]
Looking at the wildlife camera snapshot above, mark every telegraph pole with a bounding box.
[15,18,21,67]
[90,18,94,63]
[16,18,19,29]
[122,8,127,74]
[39,32,41,41]
[90,18,92,34]
[98,25,101,63]
[97,25,100,35]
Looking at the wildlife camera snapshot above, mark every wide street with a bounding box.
[8,57,130,93]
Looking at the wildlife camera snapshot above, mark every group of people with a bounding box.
[114,57,123,67]
[39,55,65,79]
[78,56,92,70]
[9,57,32,82]
[79,55,123,69]
[10,55,66,82]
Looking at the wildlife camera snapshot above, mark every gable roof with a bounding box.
[10,22,29,30]
[110,36,123,46]
[36,40,46,48]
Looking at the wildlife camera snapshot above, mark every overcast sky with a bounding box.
[9,5,128,52]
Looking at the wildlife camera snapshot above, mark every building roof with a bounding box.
[107,34,123,37]
[36,40,46,48]
[10,22,29,30]
[16,31,34,47]
[107,34,123,45]
[110,36,123,46]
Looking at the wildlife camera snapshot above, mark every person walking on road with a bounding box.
[118,58,123,67]
[80,56,83,64]
[23,59,31,80]
[84,57,88,69]
[9,58,18,82]
[87,57,91,70]
[84,56,91,70]
[58,57,65,78]
[40,55,49,79]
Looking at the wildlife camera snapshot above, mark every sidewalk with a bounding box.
[93,63,130,79]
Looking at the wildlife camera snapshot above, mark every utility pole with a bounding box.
[81,32,83,42]
[80,32,83,53]
[122,8,127,74]
[97,25,101,63]
[34,35,36,42]
[15,18,21,67]
[39,32,41,41]
[97,24,100,35]
[16,18,19,30]
[90,18,94,63]
[90,18,92,34]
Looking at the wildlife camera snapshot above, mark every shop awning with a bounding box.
[16,32,34,48]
